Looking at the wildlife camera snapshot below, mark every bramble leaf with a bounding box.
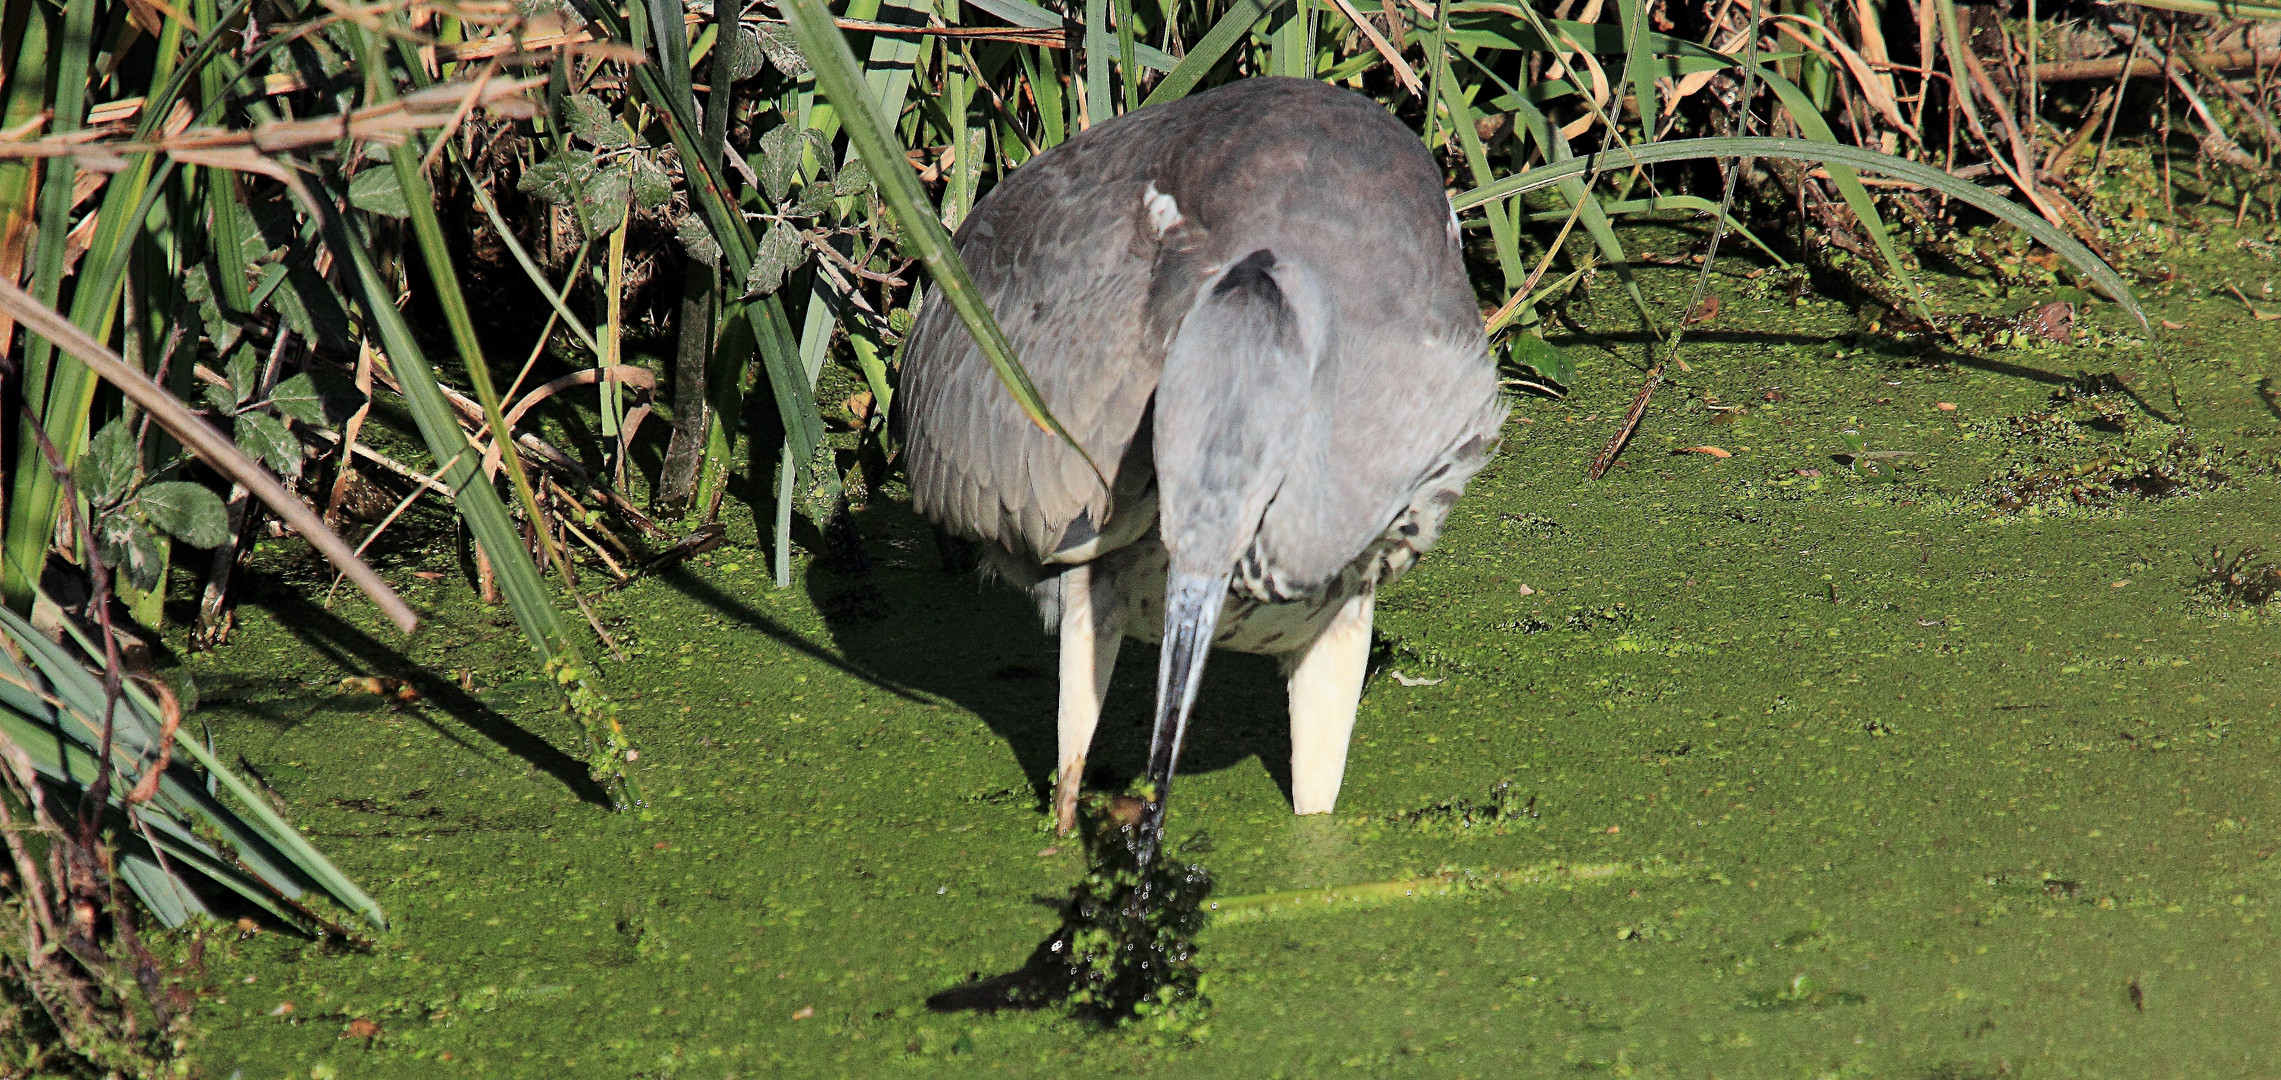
[629,154,673,210]
[269,373,328,427]
[73,418,139,508]
[743,220,803,297]
[720,25,767,83]
[224,347,261,407]
[757,124,802,205]
[348,167,411,218]
[564,93,634,151]
[518,150,598,205]
[753,23,808,77]
[234,412,303,480]
[677,214,721,267]
[139,482,231,548]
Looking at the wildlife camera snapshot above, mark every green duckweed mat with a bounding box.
[182,219,2281,1078]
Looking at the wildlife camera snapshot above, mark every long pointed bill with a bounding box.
[1139,570,1230,870]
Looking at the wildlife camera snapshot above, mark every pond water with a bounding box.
[186,217,2281,1077]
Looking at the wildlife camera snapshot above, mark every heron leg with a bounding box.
[1287,585,1375,815]
[1054,563,1124,834]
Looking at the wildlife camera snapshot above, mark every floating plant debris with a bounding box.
[926,795,1212,1027]
[2201,546,2281,608]
[1394,779,1538,835]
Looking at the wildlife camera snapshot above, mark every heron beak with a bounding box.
[1138,569,1230,868]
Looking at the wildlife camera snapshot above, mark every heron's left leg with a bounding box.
[1286,585,1375,815]
[1055,563,1124,834]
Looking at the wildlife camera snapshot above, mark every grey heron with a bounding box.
[897,77,1508,857]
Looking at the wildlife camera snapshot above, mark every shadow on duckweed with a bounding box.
[926,794,1213,1027]
[240,586,615,807]
[802,499,1304,808]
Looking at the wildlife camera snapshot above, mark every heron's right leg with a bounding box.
[1055,563,1124,834]
[1287,585,1375,815]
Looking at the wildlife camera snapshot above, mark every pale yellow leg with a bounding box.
[1287,586,1375,815]
[1055,563,1123,833]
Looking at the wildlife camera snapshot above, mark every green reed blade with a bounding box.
[1451,135,2149,332]
[783,0,1104,488]
[1142,0,1289,107]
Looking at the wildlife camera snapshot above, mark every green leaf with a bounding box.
[629,154,673,210]
[97,514,169,593]
[73,418,139,508]
[138,482,230,548]
[347,166,410,218]
[518,150,598,205]
[182,264,230,348]
[743,220,802,297]
[224,347,261,407]
[563,93,634,151]
[752,23,808,77]
[233,412,302,480]
[269,373,328,427]
[180,264,212,305]
[678,214,721,267]
[796,180,838,217]
[1507,334,1577,388]
[578,166,632,239]
[831,159,871,198]
[757,123,802,205]
[721,25,767,83]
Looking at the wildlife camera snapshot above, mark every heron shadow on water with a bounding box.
[800,499,1307,812]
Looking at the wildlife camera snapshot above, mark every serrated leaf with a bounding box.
[757,124,802,205]
[563,93,634,151]
[269,374,328,427]
[577,166,632,239]
[796,181,837,217]
[182,264,230,347]
[832,159,870,198]
[720,26,766,83]
[1506,334,1576,388]
[347,167,410,218]
[234,412,302,480]
[224,347,261,407]
[73,418,139,508]
[752,22,808,77]
[677,214,721,267]
[138,482,230,548]
[518,150,597,205]
[629,154,673,210]
[181,264,212,304]
[743,220,803,297]
[95,514,168,594]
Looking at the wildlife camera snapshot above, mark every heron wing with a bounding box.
[898,113,1185,565]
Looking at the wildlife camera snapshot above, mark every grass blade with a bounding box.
[1451,135,2149,332]
[782,0,1105,487]
[1142,0,1289,107]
